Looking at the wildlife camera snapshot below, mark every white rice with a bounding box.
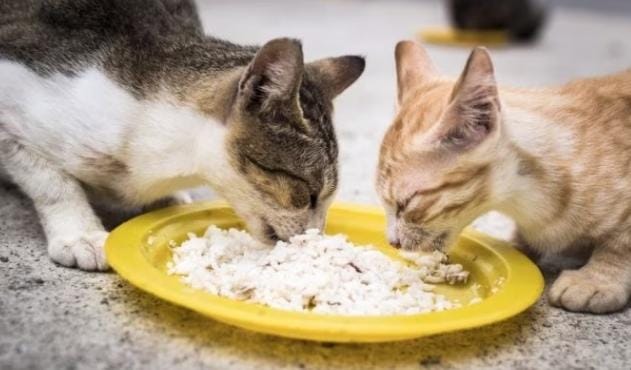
[167,226,469,315]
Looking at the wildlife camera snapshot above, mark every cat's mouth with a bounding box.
[401,229,450,251]
[431,232,450,250]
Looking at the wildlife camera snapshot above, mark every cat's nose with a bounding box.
[387,219,400,248]
[388,234,401,248]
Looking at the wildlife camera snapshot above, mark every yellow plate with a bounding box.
[106,202,543,342]
[419,26,509,47]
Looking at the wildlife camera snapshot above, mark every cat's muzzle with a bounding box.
[399,225,449,252]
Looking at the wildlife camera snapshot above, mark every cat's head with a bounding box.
[217,38,364,243]
[377,41,501,252]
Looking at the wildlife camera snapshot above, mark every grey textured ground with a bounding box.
[2,1,631,369]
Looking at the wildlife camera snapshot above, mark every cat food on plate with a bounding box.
[167,226,468,315]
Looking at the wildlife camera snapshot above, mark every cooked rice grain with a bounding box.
[167,226,469,315]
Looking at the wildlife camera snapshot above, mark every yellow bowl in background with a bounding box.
[419,26,510,47]
[105,202,543,343]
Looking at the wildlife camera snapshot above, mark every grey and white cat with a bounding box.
[0,0,364,271]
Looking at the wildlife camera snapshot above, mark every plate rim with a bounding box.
[106,201,544,342]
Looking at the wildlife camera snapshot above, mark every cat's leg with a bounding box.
[2,145,108,271]
[548,237,631,313]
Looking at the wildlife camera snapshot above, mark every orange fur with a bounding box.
[377,41,631,313]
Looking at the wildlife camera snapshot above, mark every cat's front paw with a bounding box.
[548,269,628,313]
[48,231,109,271]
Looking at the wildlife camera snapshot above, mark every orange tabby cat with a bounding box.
[377,40,631,313]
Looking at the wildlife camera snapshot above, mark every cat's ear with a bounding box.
[307,56,365,99]
[438,47,500,151]
[395,41,437,104]
[238,38,304,111]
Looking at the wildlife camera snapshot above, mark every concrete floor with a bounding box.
[2,1,631,369]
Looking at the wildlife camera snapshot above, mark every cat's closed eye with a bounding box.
[396,192,421,217]
[243,156,312,208]
[246,155,307,183]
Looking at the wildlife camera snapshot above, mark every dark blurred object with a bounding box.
[448,0,547,42]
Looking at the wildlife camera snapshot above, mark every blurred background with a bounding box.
[198,0,631,238]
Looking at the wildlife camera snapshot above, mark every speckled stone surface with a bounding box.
[2,1,631,369]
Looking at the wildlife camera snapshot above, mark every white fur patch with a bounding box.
[1,62,129,166]
[0,61,231,205]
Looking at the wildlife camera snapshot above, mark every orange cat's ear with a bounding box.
[450,47,497,103]
[395,41,437,104]
[439,47,500,151]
